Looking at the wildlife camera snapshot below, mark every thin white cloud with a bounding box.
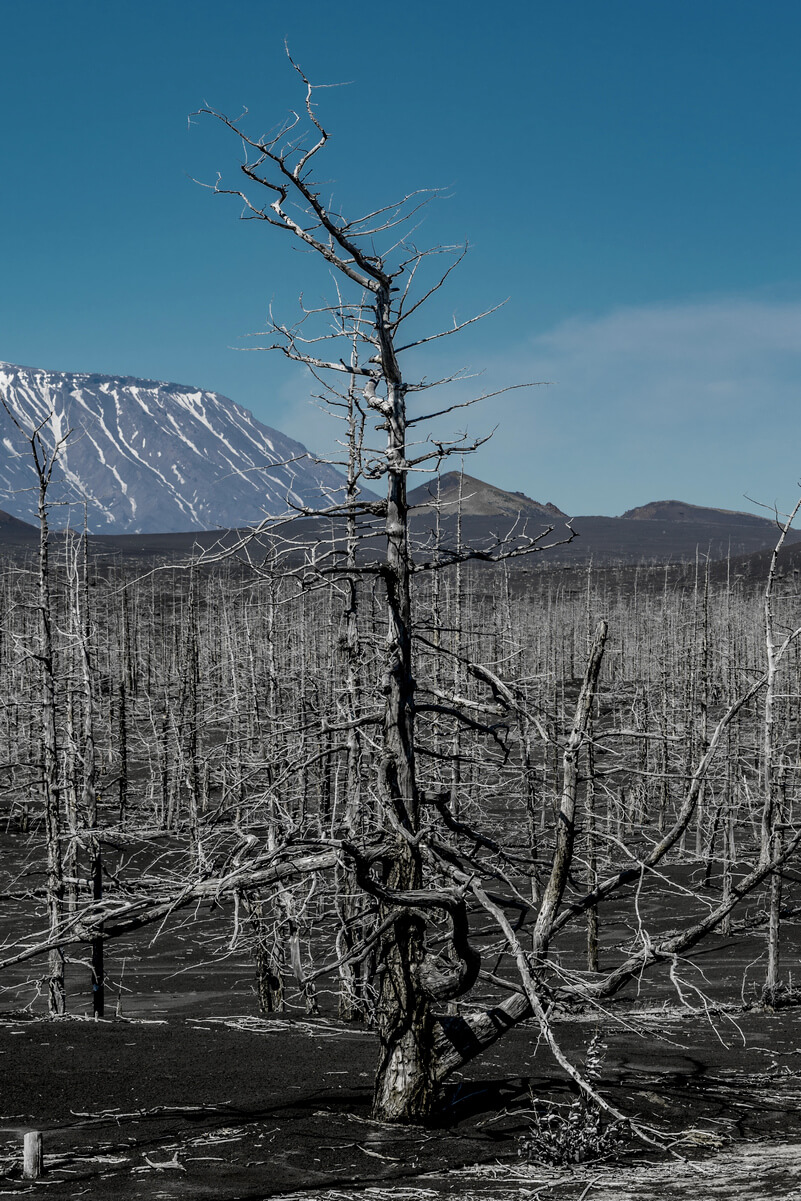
[276,297,801,517]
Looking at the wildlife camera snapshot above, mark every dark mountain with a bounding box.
[405,481,799,566]
[408,471,567,521]
[0,362,356,534]
[567,498,801,565]
[0,508,37,546]
[621,499,780,528]
[0,373,794,569]
[708,532,801,585]
[539,512,801,565]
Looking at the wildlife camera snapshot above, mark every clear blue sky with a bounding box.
[3,1,801,516]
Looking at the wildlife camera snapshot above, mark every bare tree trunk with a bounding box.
[33,455,66,1015]
[117,589,131,826]
[183,569,202,870]
[764,767,787,1005]
[585,737,599,973]
[585,566,599,972]
[764,821,784,1006]
[759,500,801,865]
[251,899,285,1014]
[368,285,435,1123]
[77,528,103,1017]
[532,621,608,961]
[695,554,710,858]
[337,357,373,1023]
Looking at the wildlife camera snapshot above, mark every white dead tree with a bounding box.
[193,54,574,1121]
[1,396,70,1015]
[5,58,801,1144]
[188,59,801,1125]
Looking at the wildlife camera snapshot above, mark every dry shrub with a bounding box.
[519,1032,629,1166]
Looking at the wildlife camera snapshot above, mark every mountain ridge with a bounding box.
[408,471,567,520]
[620,499,781,526]
[0,362,354,534]
[5,489,797,568]
[1,360,795,561]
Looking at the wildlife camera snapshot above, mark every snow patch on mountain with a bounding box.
[0,362,353,533]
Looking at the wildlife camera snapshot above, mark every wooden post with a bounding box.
[23,1131,43,1179]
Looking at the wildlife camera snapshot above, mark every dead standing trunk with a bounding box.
[200,67,571,1121]
[0,398,70,1015]
[531,621,608,962]
[432,621,609,1079]
[337,353,373,1023]
[368,285,436,1123]
[77,528,103,1017]
[39,470,66,1016]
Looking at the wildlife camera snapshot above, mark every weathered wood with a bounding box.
[23,1131,43,1179]
[531,620,608,958]
[368,305,437,1119]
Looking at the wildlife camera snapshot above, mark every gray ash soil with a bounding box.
[3,853,801,1197]
[3,999,801,1199]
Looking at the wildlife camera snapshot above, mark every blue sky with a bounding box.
[3,1,801,516]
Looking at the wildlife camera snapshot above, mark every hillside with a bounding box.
[0,508,38,546]
[408,471,567,520]
[535,511,801,566]
[621,499,782,527]
[3,500,798,569]
[1,378,797,570]
[0,362,355,534]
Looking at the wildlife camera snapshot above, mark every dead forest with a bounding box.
[2,61,801,1186]
[2,528,801,1134]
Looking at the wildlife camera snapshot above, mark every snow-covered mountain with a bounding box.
[0,363,352,533]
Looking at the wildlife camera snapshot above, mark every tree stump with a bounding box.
[23,1131,43,1179]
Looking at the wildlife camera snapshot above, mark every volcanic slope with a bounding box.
[0,362,353,534]
[406,477,801,565]
[0,508,38,547]
[408,471,567,520]
[558,499,801,564]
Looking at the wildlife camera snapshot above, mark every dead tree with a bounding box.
[760,499,801,1002]
[192,57,801,1125]
[6,57,801,1141]
[1,396,70,1015]
[197,55,572,1121]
